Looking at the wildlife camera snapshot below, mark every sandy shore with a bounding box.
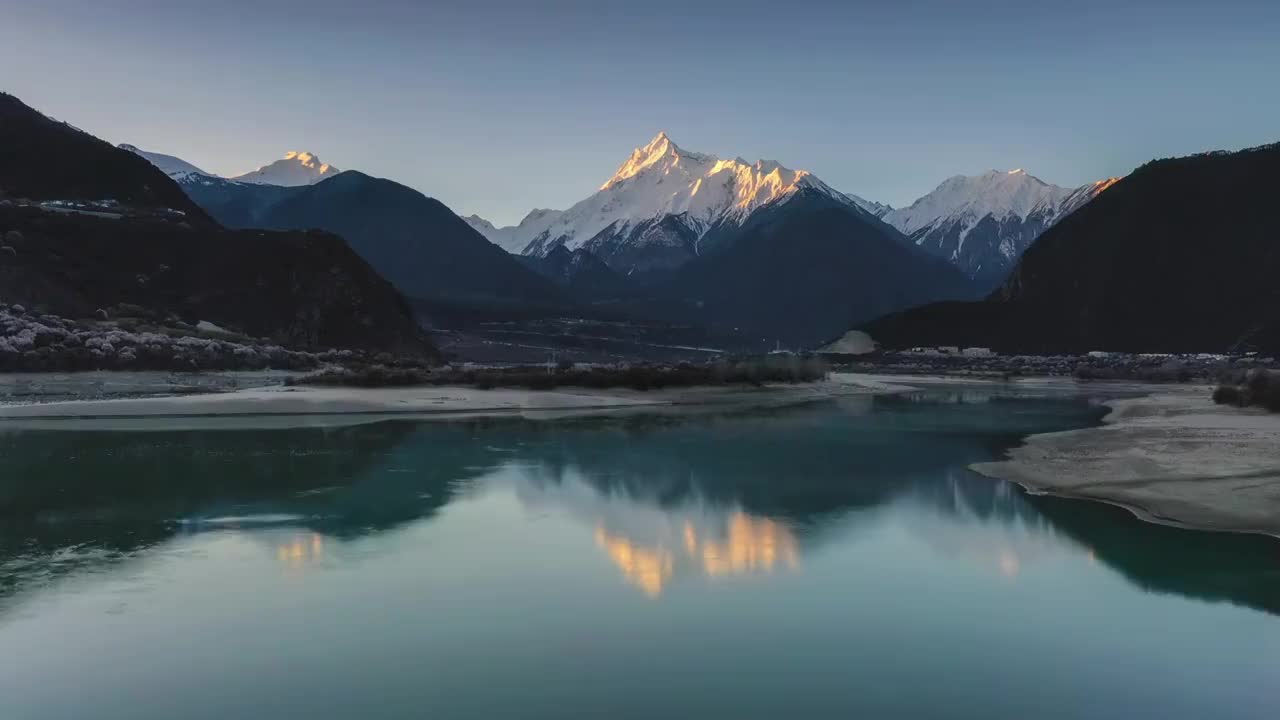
[0,373,908,430]
[973,386,1280,536]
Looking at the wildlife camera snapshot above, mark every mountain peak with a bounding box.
[882,168,1121,290]
[641,131,679,155]
[887,168,1072,236]
[972,168,1040,183]
[599,131,722,191]
[470,135,860,266]
[283,150,328,169]
[231,151,339,186]
[462,214,496,231]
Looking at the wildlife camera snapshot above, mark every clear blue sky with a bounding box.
[3,0,1278,224]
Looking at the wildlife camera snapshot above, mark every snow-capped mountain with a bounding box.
[467,132,880,273]
[883,170,1120,290]
[229,151,338,186]
[122,145,342,188]
[117,144,213,181]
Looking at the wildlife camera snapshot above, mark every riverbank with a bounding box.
[973,386,1280,537]
[830,348,1277,383]
[0,373,908,430]
[7,368,1279,538]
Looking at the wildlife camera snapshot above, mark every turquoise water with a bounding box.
[1,391,1277,719]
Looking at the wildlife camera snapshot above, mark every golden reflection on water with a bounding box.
[594,528,674,597]
[594,512,799,597]
[276,533,325,569]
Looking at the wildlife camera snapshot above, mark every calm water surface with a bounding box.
[1,390,1277,719]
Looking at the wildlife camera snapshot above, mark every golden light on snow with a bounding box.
[284,151,333,175]
[599,132,817,216]
[1092,177,1121,193]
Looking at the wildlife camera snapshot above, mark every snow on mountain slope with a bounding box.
[885,169,1070,237]
[469,133,865,268]
[882,169,1119,290]
[1058,176,1122,217]
[118,144,213,181]
[841,193,893,218]
[229,151,339,186]
[124,145,343,189]
[465,209,564,253]
[462,214,497,235]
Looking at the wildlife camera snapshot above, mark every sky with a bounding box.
[2,0,1279,225]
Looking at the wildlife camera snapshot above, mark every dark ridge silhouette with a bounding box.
[0,93,210,221]
[252,171,571,312]
[518,245,629,298]
[0,93,432,354]
[657,189,977,348]
[864,142,1280,353]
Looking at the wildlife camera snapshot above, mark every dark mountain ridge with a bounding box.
[0,93,210,222]
[0,92,431,355]
[864,142,1280,354]
[177,175,299,228]
[651,189,977,348]
[518,244,630,300]
[182,170,572,319]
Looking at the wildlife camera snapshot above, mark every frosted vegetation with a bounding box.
[0,306,357,372]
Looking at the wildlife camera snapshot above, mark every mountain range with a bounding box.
[465,133,1117,293]
[126,132,1119,303]
[128,134,976,346]
[120,146,570,318]
[9,78,1280,365]
[464,132,892,277]
[103,113,1280,355]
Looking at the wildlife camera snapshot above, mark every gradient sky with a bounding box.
[3,0,1278,224]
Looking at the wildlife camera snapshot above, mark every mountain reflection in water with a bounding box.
[1,391,1278,616]
[592,511,800,597]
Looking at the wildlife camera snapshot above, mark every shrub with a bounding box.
[285,365,429,388]
[288,356,829,392]
[1212,369,1280,412]
[1212,384,1244,406]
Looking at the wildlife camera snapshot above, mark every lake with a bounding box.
[1,389,1277,719]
